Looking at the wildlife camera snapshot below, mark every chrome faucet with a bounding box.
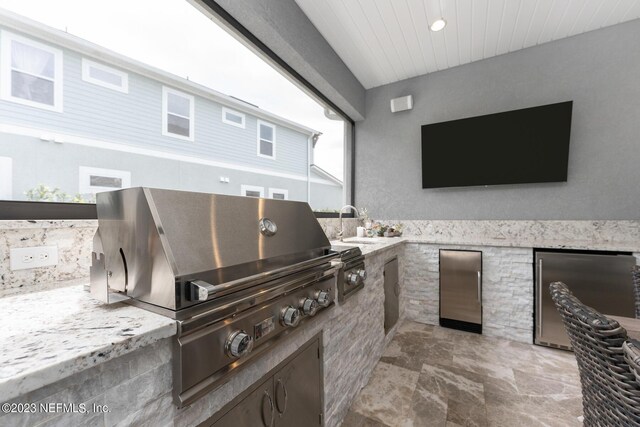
[338,205,359,242]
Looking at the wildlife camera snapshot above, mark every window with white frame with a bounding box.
[162,86,194,140]
[0,157,12,200]
[82,58,128,93]
[79,166,131,194]
[268,188,288,200]
[222,107,245,128]
[240,184,264,198]
[0,31,63,111]
[257,121,276,159]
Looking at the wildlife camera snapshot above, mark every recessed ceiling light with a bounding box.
[430,19,447,32]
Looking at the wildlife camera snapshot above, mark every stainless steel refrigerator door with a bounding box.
[440,250,482,325]
[535,251,636,349]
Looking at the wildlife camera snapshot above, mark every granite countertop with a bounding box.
[0,285,176,401]
[333,237,407,258]
[337,235,640,253]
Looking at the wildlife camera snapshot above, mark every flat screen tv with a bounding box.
[421,101,572,189]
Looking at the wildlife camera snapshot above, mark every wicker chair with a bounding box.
[623,340,640,385]
[549,282,640,426]
[632,265,640,319]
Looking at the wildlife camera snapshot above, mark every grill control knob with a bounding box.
[281,306,301,327]
[316,290,331,308]
[301,298,319,316]
[348,269,367,286]
[226,330,253,358]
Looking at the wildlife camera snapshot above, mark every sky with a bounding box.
[0,0,345,179]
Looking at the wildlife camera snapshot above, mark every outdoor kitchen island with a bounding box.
[3,218,639,427]
[0,238,405,427]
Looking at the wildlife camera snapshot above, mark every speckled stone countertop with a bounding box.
[334,237,407,258]
[381,220,640,253]
[0,285,176,401]
[338,233,640,254]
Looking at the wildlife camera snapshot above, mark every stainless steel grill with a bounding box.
[90,188,340,407]
[331,245,366,302]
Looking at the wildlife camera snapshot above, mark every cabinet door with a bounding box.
[384,257,400,334]
[273,340,322,427]
[440,250,482,327]
[212,377,275,427]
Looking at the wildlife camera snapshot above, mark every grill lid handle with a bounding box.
[189,280,216,301]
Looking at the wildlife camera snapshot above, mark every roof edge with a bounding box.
[310,164,342,185]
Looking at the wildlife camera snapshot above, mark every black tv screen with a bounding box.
[421,101,572,189]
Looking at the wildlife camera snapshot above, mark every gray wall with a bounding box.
[209,0,365,121]
[355,19,640,220]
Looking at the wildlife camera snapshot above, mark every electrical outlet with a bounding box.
[10,246,58,270]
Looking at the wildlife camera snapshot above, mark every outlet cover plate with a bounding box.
[10,246,59,270]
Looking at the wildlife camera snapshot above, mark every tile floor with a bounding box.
[341,320,582,427]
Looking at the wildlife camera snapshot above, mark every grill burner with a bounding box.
[331,245,367,302]
[90,188,340,406]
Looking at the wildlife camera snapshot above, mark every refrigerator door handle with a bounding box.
[538,259,543,337]
[477,271,481,304]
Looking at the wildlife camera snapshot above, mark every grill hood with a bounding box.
[91,187,332,313]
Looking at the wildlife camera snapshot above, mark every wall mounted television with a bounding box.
[421,101,572,189]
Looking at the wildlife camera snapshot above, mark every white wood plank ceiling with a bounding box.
[294,0,640,89]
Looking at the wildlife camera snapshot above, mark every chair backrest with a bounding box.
[549,282,640,426]
[632,265,640,319]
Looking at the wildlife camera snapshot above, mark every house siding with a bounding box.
[0,27,309,177]
[310,176,343,211]
[0,134,311,202]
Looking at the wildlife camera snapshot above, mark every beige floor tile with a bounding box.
[484,392,582,427]
[381,329,454,372]
[418,363,485,406]
[341,410,390,427]
[343,321,583,427]
[446,398,488,427]
[512,369,582,398]
[351,361,420,427]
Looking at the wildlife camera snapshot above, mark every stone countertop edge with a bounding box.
[332,237,407,258]
[0,285,177,402]
[336,236,640,253]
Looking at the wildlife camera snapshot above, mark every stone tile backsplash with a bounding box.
[403,243,534,343]
[384,219,640,252]
[0,220,97,298]
[318,217,362,240]
[0,218,361,298]
[2,218,639,298]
